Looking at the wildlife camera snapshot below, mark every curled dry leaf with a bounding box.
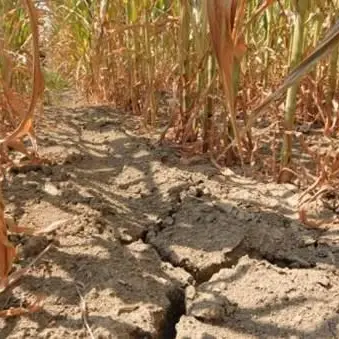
[0,0,44,159]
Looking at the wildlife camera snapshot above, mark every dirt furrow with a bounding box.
[1,105,339,338]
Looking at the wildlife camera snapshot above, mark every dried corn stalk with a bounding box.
[206,0,276,162]
[206,0,246,160]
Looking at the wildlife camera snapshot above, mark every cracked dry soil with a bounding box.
[1,104,339,339]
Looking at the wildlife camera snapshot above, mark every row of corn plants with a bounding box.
[41,1,339,173]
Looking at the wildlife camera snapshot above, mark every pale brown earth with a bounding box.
[1,102,339,339]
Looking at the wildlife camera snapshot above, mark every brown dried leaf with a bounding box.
[1,0,44,156]
[0,295,44,318]
[0,195,16,290]
[206,0,246,159]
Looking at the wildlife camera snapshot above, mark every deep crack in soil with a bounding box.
[1,104,339,339]
[160,287,186,339]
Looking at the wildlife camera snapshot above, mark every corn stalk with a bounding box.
[281,0,309,168]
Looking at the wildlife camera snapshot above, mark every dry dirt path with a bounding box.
[1,104,339,339]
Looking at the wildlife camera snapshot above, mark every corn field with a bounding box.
[7,0,338,169]
[1,0,339,317]
[3,1,339,165]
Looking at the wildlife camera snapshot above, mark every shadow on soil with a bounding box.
[1,105,338,338]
